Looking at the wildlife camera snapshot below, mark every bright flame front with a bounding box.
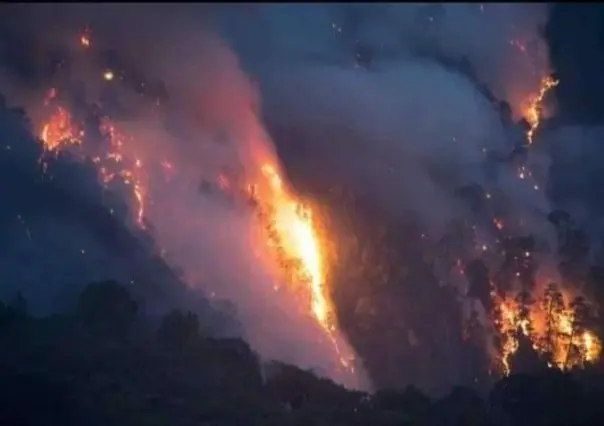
[31,29,360,387]
[257,163,353,370]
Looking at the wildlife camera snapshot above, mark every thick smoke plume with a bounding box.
[1,3,581,392]
[219,4,555,269]
[218,4,573,389]
[0,4,368,389]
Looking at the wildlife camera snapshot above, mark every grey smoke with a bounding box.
[0,3,565,391]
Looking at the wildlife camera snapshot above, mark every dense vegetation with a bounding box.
[1,280,604,426]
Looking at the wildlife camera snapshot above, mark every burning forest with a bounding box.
[1,3,604,398]
[11,23,362,388]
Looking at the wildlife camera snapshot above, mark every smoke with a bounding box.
[0,4,369,389]
[216,3,561,389]
[217,4,553,244]
[0,3,565,391]
[220,4,549,114]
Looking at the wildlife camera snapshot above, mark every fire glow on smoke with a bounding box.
[36,30,355,379]
[490,72,600,375]
[27,22,604,384]
[523,76,559,146]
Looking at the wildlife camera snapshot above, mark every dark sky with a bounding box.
[546,4,604,124]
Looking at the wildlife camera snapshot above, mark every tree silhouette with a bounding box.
[77,280,139,338]
[565,295,593,368]
[373,385,431,423]
[157,310,201,354]
[541,282,565,361]
[510,332,544,374]
[515,289,536,336]
[9,291,28,317]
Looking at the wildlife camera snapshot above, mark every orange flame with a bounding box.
[261,165,327,323]
[494,288,601,376]
[257,164,352,369]
[495,296,531,375]
[37,87,147,228]
[99,120,147,228]
[524,76,559,145]
[38,105,83,155]
[34,31,353,376]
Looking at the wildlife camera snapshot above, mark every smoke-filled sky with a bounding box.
[2,3,604,392]
[222,4,557,261]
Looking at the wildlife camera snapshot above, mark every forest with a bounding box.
[2,280,604,426]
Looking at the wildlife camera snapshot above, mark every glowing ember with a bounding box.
[103,70,115,81]
[99,120,147,228]
[524,76,559,145]
[509,39,527,55]
[80,33,91,48]
[37,86,147,228]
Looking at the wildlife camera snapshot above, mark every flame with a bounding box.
[494,288,601,375]
[256,164,352,369]
[38,89,83,157]
[495,295,536,375]
[490,64,597,375]
[37,87,147,228]
[39,106,83,154]
[260,165,327,323]
[542,304,601,370]
[98,120,147,228]
[35,34,347,369]
[22,29,364,389]
[37,36,341,340]
[496,297,521,375]
[38,94,84,178]
[488,47,586,376]
[523,76,559,145]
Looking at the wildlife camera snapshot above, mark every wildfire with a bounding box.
[487,50,598,375]
[254,164,352,369]
[494,286,601,376]
[37,87,147,228]
[260,166,328,320]
[96,120,147,228]
[496,297,521,375]
[38,88,83,157]
[36,35,343,346]
[39,105,83,154]
[524,76,559,145]
[35,32,347,370]
[496,295,535,375]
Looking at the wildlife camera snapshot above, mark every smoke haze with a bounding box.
[2,3,591,393]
